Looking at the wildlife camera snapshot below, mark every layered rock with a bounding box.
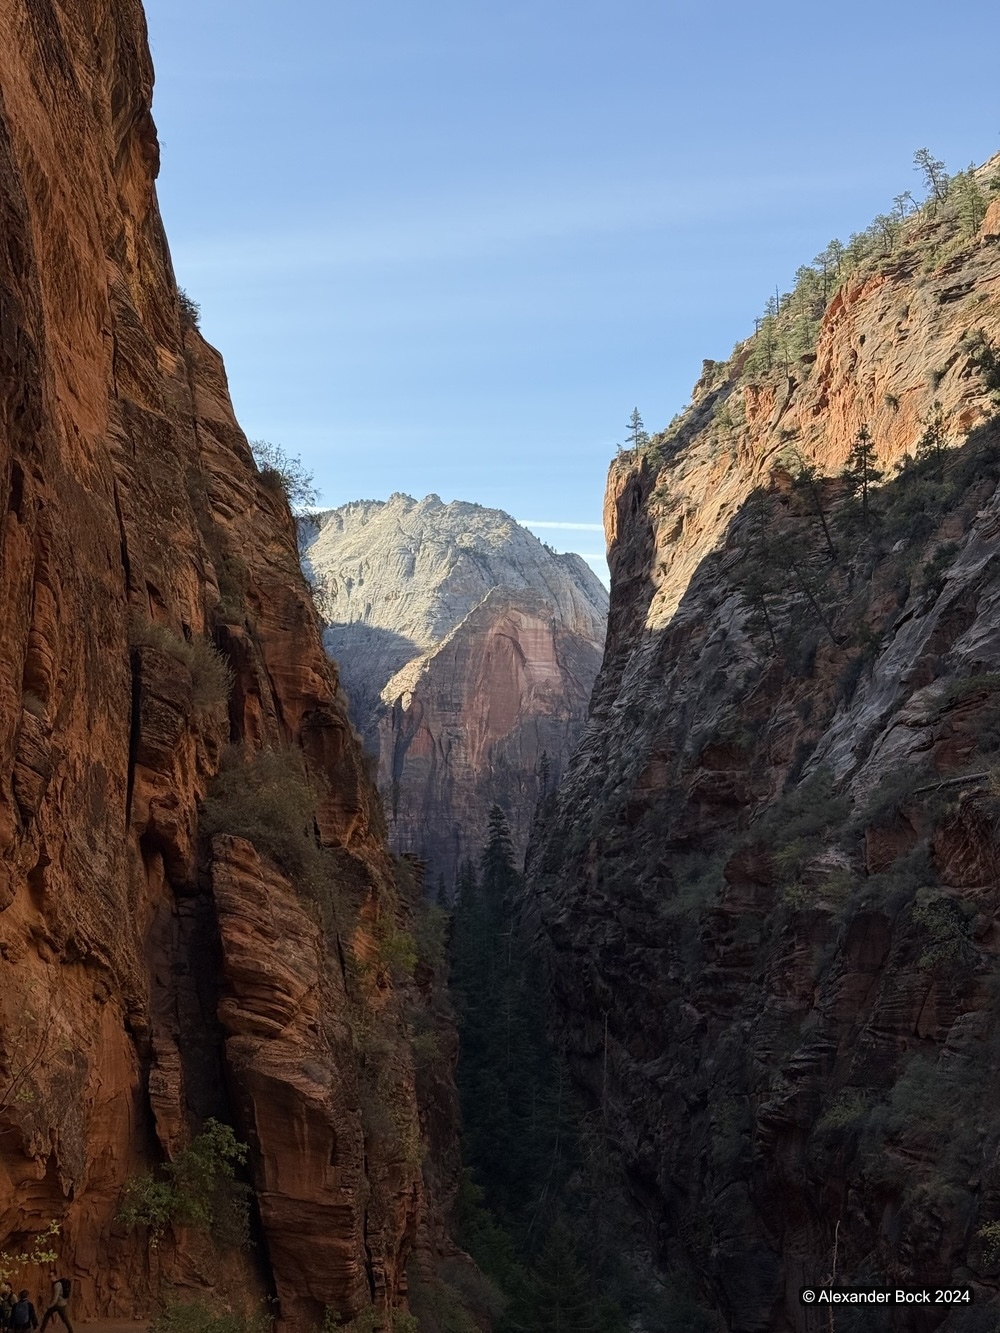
[0,5,445,1328]
[303,494,608,884]
[529,168,1000,1330]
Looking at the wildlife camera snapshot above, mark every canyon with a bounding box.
[6,2,1000,1331]
[302,495,607,887]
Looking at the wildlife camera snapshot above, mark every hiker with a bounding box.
[0,1282,15,1330]
[8,1291,37,1332]
[38,1274,71,1333]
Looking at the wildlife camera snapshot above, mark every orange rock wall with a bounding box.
[635,204,1000,635]
[0,3,426,1327]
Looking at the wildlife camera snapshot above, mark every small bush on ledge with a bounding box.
[200,746,320,881]
[130,618,233,716]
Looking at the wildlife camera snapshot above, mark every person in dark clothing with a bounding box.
[0,1281,16,1330]
[8,1291,38,1331]
[38,1274,71,1333]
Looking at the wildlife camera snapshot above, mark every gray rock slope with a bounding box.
[301,492,608,731]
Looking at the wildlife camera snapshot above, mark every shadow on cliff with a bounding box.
[606,408,1000,812]
[322,621,419,733]
[528,410,1000,1331]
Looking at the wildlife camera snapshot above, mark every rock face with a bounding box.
[0,5,451,1329]
[529,169,1000,1330]
[303,494,608,884]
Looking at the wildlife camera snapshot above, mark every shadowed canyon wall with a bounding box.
[529,164,1000,1331]
[302,495,608,887]
[0,5,458,1328]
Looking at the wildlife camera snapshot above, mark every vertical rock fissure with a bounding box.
[124,645,141,828]
[362,1203,377,1303]
[112,478,133,597]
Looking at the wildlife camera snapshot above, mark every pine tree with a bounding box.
[737,489,785,653]
[872,213,901,254]
[952,165,988,236]
[893,191,916,219]
[450,811,537,1229]
[738,488,843,654]
[448,823,630,1328]
[481,804,516,884]
[745,305,777,376]
[790,454,837,561]
[522,1220,603,1333]
[625,408,648,451]
[915,401,948,472]
[792,264,824,324]
[813,239,845,301]
[914,147,950,206]
[840,423,883,530]
[770,531,844,648]
[451,810,581,1237]
[450,860,489,1019]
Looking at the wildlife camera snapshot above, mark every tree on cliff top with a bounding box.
[625,408,648,452]
[914,147,950,205]
[250,439,319,512]
[952,164,988,236]
[177,287,201,329]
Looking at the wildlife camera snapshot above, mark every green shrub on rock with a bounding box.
[118,1119,250,1247]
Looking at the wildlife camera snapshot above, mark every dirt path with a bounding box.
[79,1322,150,1333]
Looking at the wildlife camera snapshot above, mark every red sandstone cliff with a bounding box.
[529,165,1000,1330]
[0,5,451,1328]
[378,586,604,886]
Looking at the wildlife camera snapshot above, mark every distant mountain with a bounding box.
[302,493,608,885]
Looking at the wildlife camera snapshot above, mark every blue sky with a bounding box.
[144,0,1000,582]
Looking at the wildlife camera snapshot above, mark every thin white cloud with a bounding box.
[521,520,604,531]
[172,168,865,279]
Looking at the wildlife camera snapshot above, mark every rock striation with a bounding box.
[529,165,1000,1329]
[0,5,458,1330]
[302,494,608,884]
